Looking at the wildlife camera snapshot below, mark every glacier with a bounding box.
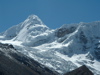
[0,15,100,75]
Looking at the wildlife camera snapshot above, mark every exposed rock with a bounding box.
[64,65,94,75]
[94,42,100,59]
[55,27,76,38]
[0,43,59,75]
[79,31,88,44]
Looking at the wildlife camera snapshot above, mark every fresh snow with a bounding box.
[0,15,100,75]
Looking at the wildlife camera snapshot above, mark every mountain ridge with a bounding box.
[0,15,100,75]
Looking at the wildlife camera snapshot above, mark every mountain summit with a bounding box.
[0,15,49,41]
[26,14,44,25]
[0,15,100,75]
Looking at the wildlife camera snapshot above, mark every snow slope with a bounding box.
[0,15,100,75]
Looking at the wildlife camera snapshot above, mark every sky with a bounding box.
[0,0,100,32]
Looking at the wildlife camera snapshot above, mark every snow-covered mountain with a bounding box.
[0,15,100,75]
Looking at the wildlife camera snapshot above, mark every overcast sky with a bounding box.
[0,0,100,32]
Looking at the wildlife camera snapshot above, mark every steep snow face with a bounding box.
[54,22,100,74]
[0,15,50,42]
[0,24,21,40]
[14,19,48,41]
[0,15,100,75]
[14,15,52,46]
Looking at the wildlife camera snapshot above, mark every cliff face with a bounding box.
[0,43,59,75]
[64,65,94,75]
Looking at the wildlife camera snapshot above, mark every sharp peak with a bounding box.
[23,14,44,25]
[28,14,38,19]
[27,14,42,21]
[27,14,41,21]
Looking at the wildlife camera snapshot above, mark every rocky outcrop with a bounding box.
[94,42,100,59]
[64,65,94,75]
[0,43,59,75]
[55,26,76,38]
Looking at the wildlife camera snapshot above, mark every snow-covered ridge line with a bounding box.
[0,15,100,75]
